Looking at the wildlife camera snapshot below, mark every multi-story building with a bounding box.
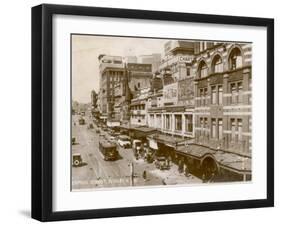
[130,87,150,126]
[159,40,195,81]
[146,71,195,168]
[125,55,138,63]
[187,41,252,181]
[193,42,252,155]
[127,63,153,94]
[139,53,161,73]
[98,55,126,123]
[90,90,98,108]
[98,56,155,126]
[147,78,195,138]
[146,41,196,139]
[145,41,252,182]
[111,82,124,124]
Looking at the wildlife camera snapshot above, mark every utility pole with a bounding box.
[130,162,134,186]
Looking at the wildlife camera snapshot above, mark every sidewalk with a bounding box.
[149,163,202,185]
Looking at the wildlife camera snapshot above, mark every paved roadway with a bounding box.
[71,115,201,190]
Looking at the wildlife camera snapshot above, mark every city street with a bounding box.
[72,115,201,190]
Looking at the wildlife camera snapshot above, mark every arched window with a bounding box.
[198,60,208,78]
[212,55,223,73]
[229,47,243,70]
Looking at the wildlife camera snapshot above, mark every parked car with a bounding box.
[155,156,169,170]
[72,137,76,145]
[112,132,121,137]
[117,135,131,148]
[96,129,100,134]
[99,134,106,140]
[145,148,154,163]
[108,130,117,136]
[72,153,83,166]
[132,139,142,151]
[108,136,117,143]
[78,117,85,125]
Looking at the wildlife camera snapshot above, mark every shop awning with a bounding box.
[147,132,190,148]
[130,126,157,139]
[176,144,251,174]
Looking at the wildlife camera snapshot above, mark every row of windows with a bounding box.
[131,104,145,110]
[166,64,191,76]
[109,71,123,76]
[199,117,243,142]
[128,65,151,71]
[198,82,243,106]
[160,114,193,133]
[198,47,243,78]
[131,115,145,119]
[102,60,122,64]
[108,75,123,82]
[149,114,162,129]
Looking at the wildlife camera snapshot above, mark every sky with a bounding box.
[72,35,168,103]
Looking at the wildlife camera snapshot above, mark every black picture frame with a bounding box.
[32,3,274,222]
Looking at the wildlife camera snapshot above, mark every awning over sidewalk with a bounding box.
[118,125,157,139]
[176,144,251,174]
[148,133,190,148]
[176,144,216,159]
[130,126,157,139]
[118,124,131,130]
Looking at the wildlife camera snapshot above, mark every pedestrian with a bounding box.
[185,165,189,177]
[142,170,147,180]
[178,159,182,172]
[168,156,171,167]
[202,173,206,183]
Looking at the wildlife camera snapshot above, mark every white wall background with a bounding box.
[0,0,279,225]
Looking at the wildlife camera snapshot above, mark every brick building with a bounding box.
[98,55,126,122]
[193,42,252,156]
[187,41,252,181]
[127,63,153,94]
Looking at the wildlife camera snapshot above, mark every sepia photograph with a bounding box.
[71,34,252,191]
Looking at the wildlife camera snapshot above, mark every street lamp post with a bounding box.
[130,162,134,186]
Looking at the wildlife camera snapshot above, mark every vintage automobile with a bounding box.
[117,135,131,148]
[145,148,154,163]
[78,117,85,125]
[132,139,142,158]
[102,127,108,132]
[99,139,118,161]
[72,137,76,145]
[72,153,83,166]
[99,134,106,140]
[112,131,121,137]
[155,156,170,170]
[132,139,142,151]
[107,136,117,143]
